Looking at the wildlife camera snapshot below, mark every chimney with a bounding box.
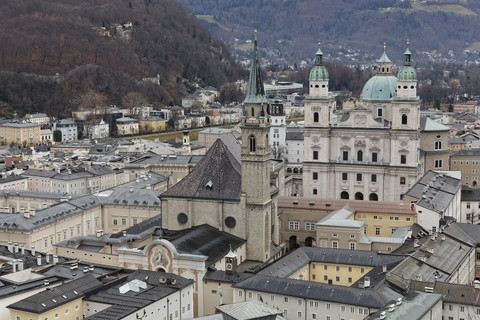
[136,178,140,183]
[96,230,103,238]
[382,265,387,273]
[17,259,24,271]
[29,210,35,217]
[53,255,59,264]
[12,260,16,273]
[43,203,48,208]
[129,186,134,193]
[475,280,480,289]
[89,265,94,272]
[23,210,30,219]
[388,304,395,312]
[7,242,12,253]
[123,231,127,237]
[46,254,50,263]
[146,184,151,190]
[44,280,49,286]
[20,245,25,255]
[13,243,18,253]
[31,245,36,256]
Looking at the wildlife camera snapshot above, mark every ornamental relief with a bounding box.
[312,106,321,111]
[149,244,172,272]
[355,140,366,147]
[399,139,409,147]
[354,115,367,124]
[312,136,319,143]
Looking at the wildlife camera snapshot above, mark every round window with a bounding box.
[178,213,188,224]
[225,216,236,228]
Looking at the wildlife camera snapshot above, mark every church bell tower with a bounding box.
[241,30,272,262]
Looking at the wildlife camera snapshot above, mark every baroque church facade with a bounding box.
[303,43,423,202]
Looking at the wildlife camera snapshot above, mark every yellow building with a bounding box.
[8,274,99,320]
[140,117,166,133]
[0,122,41,146]
[261,247,405,288]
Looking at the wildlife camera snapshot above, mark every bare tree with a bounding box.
[271,145,287,161]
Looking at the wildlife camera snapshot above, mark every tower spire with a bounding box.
[315,40,324,66]
[243,30,268,104]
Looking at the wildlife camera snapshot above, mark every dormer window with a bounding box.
[206,180,213,190]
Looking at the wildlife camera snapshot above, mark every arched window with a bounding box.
[249,135,256,152]
[355,192,364,200]
[369,193,378,201]
[251,107,255,117]
[313,112,319,123]
[357,150,363,162]
[401,114,408,125]
[434,141,441,150]
[340,191,349,199]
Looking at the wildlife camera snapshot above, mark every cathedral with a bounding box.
[303,43,423,202]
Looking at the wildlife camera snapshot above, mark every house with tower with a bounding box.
[303,42,423,202]
[161,30,283,264]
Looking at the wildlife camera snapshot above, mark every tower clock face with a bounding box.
[226,263,233,271]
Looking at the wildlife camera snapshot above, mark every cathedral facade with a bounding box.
[303,44,423,202]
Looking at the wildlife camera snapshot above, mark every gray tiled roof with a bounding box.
[162,138,241,201]
[409,280,480,306]
[203,270,254,283]
[7,274,101,313]
[405,171,461,214]
[369,291,442,320]
[167,224,246,266]
[216,300,282,320]
[258,247,406,278]
[233,275,388,308]
[85,270,194,320]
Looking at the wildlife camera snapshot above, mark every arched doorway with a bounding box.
[355,192,364,200]
[305,237,315,247]
[289,235,299,251]
[473,180,478,187]
[340,191,349,199]
[369,193,378,201]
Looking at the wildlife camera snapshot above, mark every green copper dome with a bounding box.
[361,45,397,101]
[361,75,397,101]
[309,46,329,81]
[397,46,417,82]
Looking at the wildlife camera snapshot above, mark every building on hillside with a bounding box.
[450,150,480,188]
[140,116,166,133]
[116,117,139,136]
[40,129,53,143]
[24,113,50,125]
[161,32,284,263]
[263,80,303,97]
[303,43,422,202]
[83,119,109,139]
[198,128,241,149]
[52,119,78,142]
[0,122,41,146]
[403,170,462,232]
[420,117,450,172]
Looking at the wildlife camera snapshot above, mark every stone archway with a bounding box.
[369,193,378,201]
[289,235,299,251]
[305,237,315,247]
[355,192,364,200]
[340,191,349,199]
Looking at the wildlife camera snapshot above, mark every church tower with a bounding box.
[182,125,191,154]
[241,30,272,262]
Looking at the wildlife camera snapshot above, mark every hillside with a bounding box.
[0,0,245,118]
[177,0,480,64]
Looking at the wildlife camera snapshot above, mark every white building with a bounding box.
[270,98,287,159]
[52,119,78,141]
[25,113,50,125]
[84,119,109,139]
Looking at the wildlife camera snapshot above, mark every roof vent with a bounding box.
[364,277,370,288]
[396,298,403,306]
[325,203,331,207]
[293,200,299,205]
[206,180,213,190]
[425,286,434,293]
[159,277,167,284]
[309,202,314,206]
[388,304,395,312]
[73,290,78,295]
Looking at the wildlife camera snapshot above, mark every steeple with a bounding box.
[403,39,412,66]
[243,30,269,105]
[377,42,392,76]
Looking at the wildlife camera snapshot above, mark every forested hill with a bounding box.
[177,0,480,64]
[0,0,245,118]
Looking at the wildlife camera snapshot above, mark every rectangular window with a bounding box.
[400,155,406,164]
[313,151,318,160]
[324,265,328,270]
[335,276,340,282]
[377,109,383,117]
[306,222,316,231]
[313,172,318,180]
[357,173,362,182]
[349,243,355,250]
[348,277,352,283]
[121,218,127,225]
[372,152,378,162]
[375,227,381,236]
[361,267,365,273]
[297,311,302,318]
[332,241,338,249]
[284,297,289,303]
[326,303,331,310]
[342,172,347,181]
[113,218,118,225]
[434,159,443,168]
[343,151,348,161]
[312,314,316,320]
[371,174,377,182]
[289,221,299,230]
[400,177,406,185]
